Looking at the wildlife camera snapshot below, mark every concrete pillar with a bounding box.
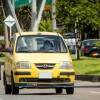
[31,0,37,31]
[51,0,56,32]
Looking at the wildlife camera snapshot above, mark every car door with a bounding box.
[81,41,84,56]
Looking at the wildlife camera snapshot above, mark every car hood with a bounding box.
[15,53,71,63]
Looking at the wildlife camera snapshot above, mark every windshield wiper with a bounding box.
[17,50,43,53]
[40,51,59,53]
[43,51,56,53]
[17,50,33,53]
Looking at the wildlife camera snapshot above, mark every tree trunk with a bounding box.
[77,48,80,60]
[76,32,81,60]
[0,0,9,47]
[4,24,9,48]
[99,32,100,39]
[98,27,100,38]
[85,32,87,40]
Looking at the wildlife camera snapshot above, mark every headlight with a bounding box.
[60,62,73,69]
[15,62,31,69]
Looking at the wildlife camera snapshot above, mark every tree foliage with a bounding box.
[15,4,31,31]
[0,39,4,45]
[15,4,51,31]
[38,10,52,32]
[55,0,100,38]
[0,12,4,35]
[94,40,100,47]
[38,18,52,32]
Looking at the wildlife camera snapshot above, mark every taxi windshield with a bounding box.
[16,35,67,53]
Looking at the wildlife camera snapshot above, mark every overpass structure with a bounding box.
[0,0,56,46]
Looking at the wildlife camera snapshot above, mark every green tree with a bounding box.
[0,12,4,35]
[15,4,31,31]
[55,0,100,59]
[0,40,4,45]
[55,0,100,39]
[15,5,51,31]
[38,18,52,32]
[94,40,100,47]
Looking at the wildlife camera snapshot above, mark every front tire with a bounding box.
[11,74,19,94]
[4,72,11,94]
[66,87,74,94]
[55,88,63,94]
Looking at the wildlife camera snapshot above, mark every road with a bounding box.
[0,66,100,100]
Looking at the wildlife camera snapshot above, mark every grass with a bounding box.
[72,56,100,75]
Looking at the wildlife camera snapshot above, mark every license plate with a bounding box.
[92,53,98,56]
[39,72,52,79]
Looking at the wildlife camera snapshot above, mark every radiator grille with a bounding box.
[35,64,55,70]
[19,78,70,83]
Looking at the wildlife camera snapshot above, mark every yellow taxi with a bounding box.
[3,32,75,94]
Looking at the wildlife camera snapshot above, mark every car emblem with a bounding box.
[42,64,48,69]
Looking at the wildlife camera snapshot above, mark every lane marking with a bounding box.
[90,91,100,94]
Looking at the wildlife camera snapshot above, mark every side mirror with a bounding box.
[5,47,13,54]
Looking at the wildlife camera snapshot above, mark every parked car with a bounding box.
[63,33,76,54]
[4,32,75,95]
[81,39,100,57]
[1,44,5,52]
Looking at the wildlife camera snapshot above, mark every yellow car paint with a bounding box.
[4,32,75,94]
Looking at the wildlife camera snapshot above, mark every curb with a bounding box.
[75,74,100,82]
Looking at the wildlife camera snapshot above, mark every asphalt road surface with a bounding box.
[0,66,100,100]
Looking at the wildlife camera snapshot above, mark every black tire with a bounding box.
[66,87,74,94]
[11,74,19,94]
[55,88,63,94]
[4,72,11,94]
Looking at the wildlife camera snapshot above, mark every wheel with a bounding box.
[4,72,11,94]
[66,87,74,94]
[11,74,19,94]
[55,88,63,94]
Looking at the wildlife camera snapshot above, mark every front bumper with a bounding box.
[15,83,74,88]
[14,71,75,89]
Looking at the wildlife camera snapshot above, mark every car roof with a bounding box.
[63,33,74,35]
[14,32,59,36]
[82,39,99,42]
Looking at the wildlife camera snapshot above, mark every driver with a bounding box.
[40,40,52,51]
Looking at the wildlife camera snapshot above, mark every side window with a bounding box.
[9,36,16,48]
[81,42,84,49]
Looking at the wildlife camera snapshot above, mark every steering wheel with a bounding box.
[47,47,57,52]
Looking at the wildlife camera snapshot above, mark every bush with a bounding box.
[94,40,100,47]
[0,40,5,45]
[38,18,52,32]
